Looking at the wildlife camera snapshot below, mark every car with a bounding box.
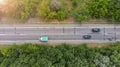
[40,36,48,42]
[83,35,91,39]
[92,28,100,32]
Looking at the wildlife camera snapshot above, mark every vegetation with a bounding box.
[88,0,120,22]
[73,8,90,22]
[0,42,120,67]
[2,0,120,22]
[3,0,69,21]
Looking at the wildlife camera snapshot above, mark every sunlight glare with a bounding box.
[0,0,4,5]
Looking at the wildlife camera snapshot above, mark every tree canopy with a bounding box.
[0,42,120,67]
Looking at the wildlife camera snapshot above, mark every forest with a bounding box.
[1,0,120,22]
[0,42,120,67]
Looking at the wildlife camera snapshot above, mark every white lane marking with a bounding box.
[0,34,15,36]
[0,27,15,29]
[0,33,95,36]
[0,27,115,29]
[0,33,104,35]
[0,40,38,42]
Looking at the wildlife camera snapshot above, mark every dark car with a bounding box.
[83,35,91,39]
[92,28,100,32]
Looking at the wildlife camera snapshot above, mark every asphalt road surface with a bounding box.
[0,24,120,44]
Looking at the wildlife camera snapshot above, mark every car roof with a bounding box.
[40,36,48,41]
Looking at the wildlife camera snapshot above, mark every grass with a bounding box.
[86,43,111,48]
[0,43,112,50]
[0,45,11,50]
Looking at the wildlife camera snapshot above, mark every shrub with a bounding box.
[71,0,78,6]
[88,0,109,18]
[73,8,90,22]
[56,11,68,21]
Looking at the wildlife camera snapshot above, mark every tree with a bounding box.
[88,0,109,18]
[94,54,114,67]
[73,8,90,22]
[87,0,120,22]
[37,0,68,21]
[37,0,57,20]
[110,50,120,66]
[107,0,120,22]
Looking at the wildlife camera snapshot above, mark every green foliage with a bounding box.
[0,57,16,67]
[1,47,19,57]
[94,54,114,67]
[3,0,120,22]
[88,0,109,18]
[106,0,120,22]
[0,43,120,66]
[71,0,79,6]
[110,51,120,66]
[73,8,90,22]
[37,0,68,21]
[56,10,68,21]
[88,0,120,22]
[37,0,53,20]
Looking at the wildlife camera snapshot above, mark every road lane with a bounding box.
[0,34,104,41]
[116,28,120,34]
[89,34,104,40]
[48,35,82,40]
[0,24,120,43]
[0,28,15,34]
[0,35,39,40]
[75,28,91,34]
[16,27,63,35]
[64,28,74,34]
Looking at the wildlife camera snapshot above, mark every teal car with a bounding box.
[40,36,48,42]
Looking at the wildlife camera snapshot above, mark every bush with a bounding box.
[56,11,68,21]
[73,8,90,22]
[71,0,78,6]
[88,0,109,18]
[107,0,120,22]
[88,0,120,22]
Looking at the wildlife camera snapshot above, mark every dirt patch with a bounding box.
[0,17,76,24]
[0,17,110,24]
[84,18,110,24]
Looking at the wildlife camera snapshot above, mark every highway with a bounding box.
[0,24,120,44]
